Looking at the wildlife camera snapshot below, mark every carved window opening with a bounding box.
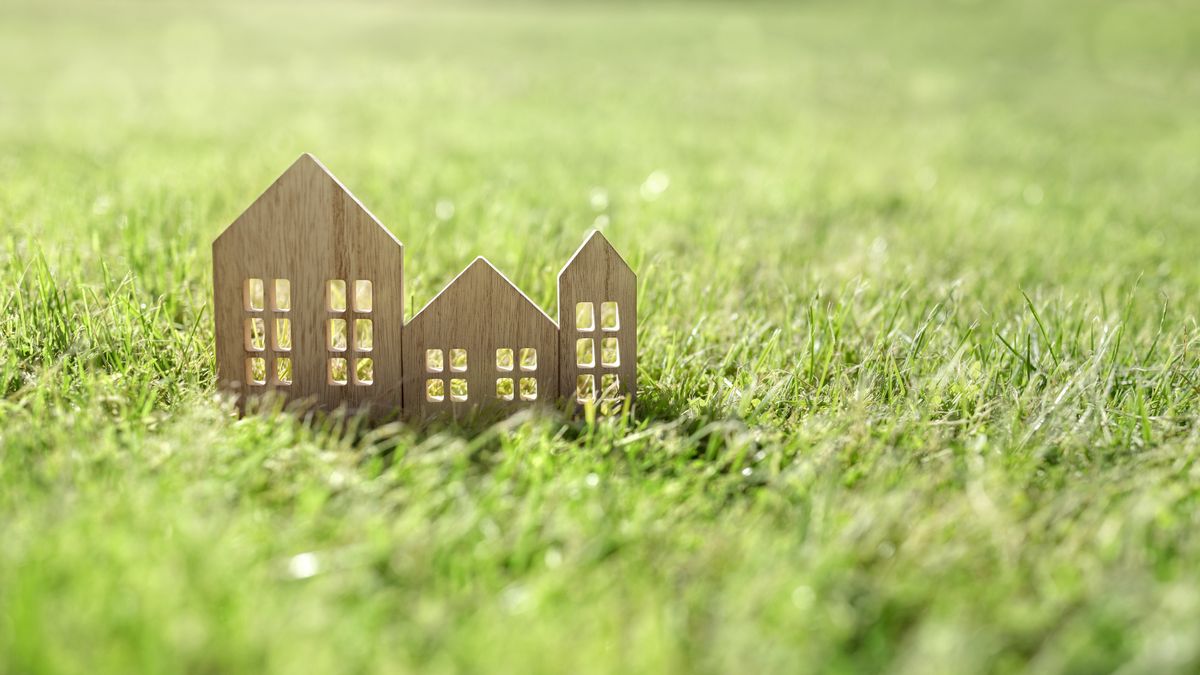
[355,358,374,385]
[327,280,347,312]
[246,357,266,385]
[354,280,373,313]
[328,319,348,352]
[426,349,444,373]
[329,357,348,386]
[276,357,293,385]
[519,348,537,372]
[600,373,620,400]
[576,374,596,403]
[600,301,619,331]
[600,337,619,367]
[449,348,468,372]
[272,279,290,312]
[245,279,264,312]
[274,318,292,352]
[354,319,373,352]
[496,348,514,372]
[576,338,595,368]
[245,318,266,352]
[496,377,514,401]
[575,302,595,331]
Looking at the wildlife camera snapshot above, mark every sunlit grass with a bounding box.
[2,0,1200,673]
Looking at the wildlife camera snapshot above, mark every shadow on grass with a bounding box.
[237,381,699,448]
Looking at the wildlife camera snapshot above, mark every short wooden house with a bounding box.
[213,154,636,421]
[402,258,559,420]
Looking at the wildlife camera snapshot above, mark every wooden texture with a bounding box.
[214,156,638,421]
[402,258,560,421]
[212,154,404,415]
[558,231,637,410]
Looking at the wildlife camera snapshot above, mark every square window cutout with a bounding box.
[246,357,266,385]
[576,338,595,368]
[520,377,538,401]
[426,378,445,402]
[273,279,290,312]
[327,280,347,312]
[496,348,514,371]
[328,319,348,351]
[354,280,373,313]
[600,373,620,399]
[354,319,373,351]
[355,358,374,385]
[450,378,469,402]
[426,349,444,373]
[576,374,596,403]
[576,302,595,331]
[275,357,293,385]
[244,279,264,312]
[328,358,348,385]
[600,337,620,367]
[449,348,468,372]
[245,318,266,352]
[496,377,514,401]
[274,318,292,351]
[520,348,537,371]
[601,302,620,331]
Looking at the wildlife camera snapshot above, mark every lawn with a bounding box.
[2,0,1200,672]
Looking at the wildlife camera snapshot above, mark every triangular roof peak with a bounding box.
[464,255,499,275]
[273,152,355,197]
[214,153,398,248]
[289,151,322,172]
[410,256,556,324]
[559,229,633,279]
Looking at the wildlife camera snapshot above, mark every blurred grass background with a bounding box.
[1,0,1200,673]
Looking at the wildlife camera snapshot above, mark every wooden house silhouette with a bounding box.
[402,258,559,420]
[212,154,635,420]
[558,231,637,410]
[212,154,404,411]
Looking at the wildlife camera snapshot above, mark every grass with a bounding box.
[2,0,1200,672]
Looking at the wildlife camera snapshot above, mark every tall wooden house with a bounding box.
[558,232,637,409]
[212,154,404,412]
[213,155,635,421]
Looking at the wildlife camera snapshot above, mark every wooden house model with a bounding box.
[212,154,636,420]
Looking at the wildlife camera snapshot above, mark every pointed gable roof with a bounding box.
[214,153,399,250]
[559,230,634,280]
[410,257,556,326]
